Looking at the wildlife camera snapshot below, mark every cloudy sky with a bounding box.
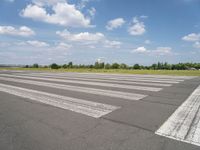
[0,0,200,65]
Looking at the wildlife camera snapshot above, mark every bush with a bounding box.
[133,64,140,69]
[111,63,120,69]
[50,63,60,69]
[32,63,39,68]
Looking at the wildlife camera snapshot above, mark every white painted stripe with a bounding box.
[36,73,184,81]
[0,77,147,100]
[156,85,200,146]
[0,83,120,118]
[76,73,195,80]
[19,73,180,84]
[19,73,172,87]
[43,72,188,80]
[0,74,162,92]
[60,74,184,81]
[0,70,26,73]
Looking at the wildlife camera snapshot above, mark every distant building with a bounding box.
[188,67,196,70]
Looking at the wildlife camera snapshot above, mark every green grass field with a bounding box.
[1,67,200,76]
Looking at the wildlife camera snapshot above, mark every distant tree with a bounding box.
[25,65,29,68]
[94,62,100,69]
[151,64,157,70]
[163,62,171,70]
[32,63,39,68]
[50,63,60,69]
[171,64,176,70]
[62,64,68,69]
[120,63,127,69]
[133,64,140,69]
[157,62,162,69]
[194,63,200,69]
[140,65,145,70]
[68,62,73,68]
[99,62,105,69]
[88,65,94,68]
[35,62,200,70]
[111,63,120,69]
[145,66,151,70]
[105,63,111,69]
[176,63,187,70]
[79,64,86,68]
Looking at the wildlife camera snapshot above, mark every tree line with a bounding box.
[24,62,200,70]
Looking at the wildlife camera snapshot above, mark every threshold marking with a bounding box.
[25,73,182,84]
[0,74,162,92]
[0,83,120,118]
[156,85,200,146]
[22,73,172,87]
[0,77,147,101]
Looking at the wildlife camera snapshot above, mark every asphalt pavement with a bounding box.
[0,70,200,150]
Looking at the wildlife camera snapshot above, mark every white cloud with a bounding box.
[182,33,200,49]
[55,42,72,50]
[182,33,200,42]
[193,41,200,48]
[0,42,11,47]
[128,17,146,36]
[15,40,49,47]
[32,0,65,6]
[140,15,148,19]
[21,2,91,28]
[104,40,122,49]
[56,29,104,43]
[131,47,149,53]
[26,40,49,47]
[88,45,96,49]
[57,29,122,49]
[87,7,96,18]
[21,5,47,20]
[0,26,35,37]
[131,46,173,55]
[0,41,72,64]
[106,18,125,30]
[96,57,106,63]
[153,47,172,55]
[77,0,92,10]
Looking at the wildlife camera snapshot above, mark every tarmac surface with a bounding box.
[0,70,200,150]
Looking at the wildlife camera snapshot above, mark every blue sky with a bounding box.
[0,0,200,65]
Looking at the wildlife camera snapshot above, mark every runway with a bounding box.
[0,70,200,150]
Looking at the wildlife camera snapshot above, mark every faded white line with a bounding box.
[0,74,162,92]
[156,85,200,146]
[0,70,26,73]
[75,73,195,80]
[40,72,187,81]
[18,73,180,84]
[18,73,172,87]
[32,72,185,82]
[0,83,120,118]
[0,77,147,100]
